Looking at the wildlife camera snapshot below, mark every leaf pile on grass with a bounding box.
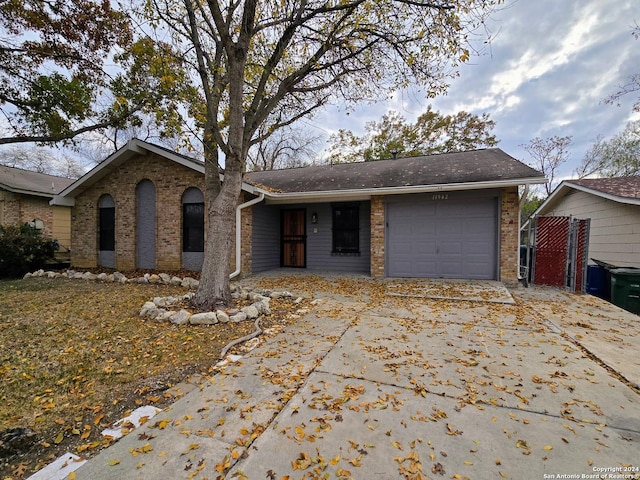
[0,277,299,479]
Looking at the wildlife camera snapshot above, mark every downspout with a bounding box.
[517,185,530,280]
[230,192,265,279]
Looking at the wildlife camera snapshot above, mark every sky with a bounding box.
[307,0,640,181]
[2,0,639,182]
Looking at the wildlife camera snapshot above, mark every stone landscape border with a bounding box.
[24,269,302,327]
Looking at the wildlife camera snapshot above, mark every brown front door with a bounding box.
[281,209,306,267]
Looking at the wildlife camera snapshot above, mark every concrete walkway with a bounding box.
[72,276,640,480]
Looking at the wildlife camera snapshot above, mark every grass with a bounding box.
[0,276,294,479]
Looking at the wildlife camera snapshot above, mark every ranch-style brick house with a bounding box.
[1,165,74,255]
[51,139,545,283]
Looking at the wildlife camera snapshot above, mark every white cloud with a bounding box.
[312,0,640,175]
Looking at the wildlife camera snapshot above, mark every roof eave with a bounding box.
[533,180,640,218]
[51,139,206,205]
[1,184,57,198]
[563,181,640,206]
[255,177,547,204]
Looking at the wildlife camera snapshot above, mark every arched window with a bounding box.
[182,187,204,253]
[98,194,115,268]
[136,180,156,269]
[182,187,204,271]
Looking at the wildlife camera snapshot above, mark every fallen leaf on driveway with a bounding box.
[446,423,462,436]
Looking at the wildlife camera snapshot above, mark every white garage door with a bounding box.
[386,193,498,279]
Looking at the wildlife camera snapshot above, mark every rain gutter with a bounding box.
[230,192,265,279]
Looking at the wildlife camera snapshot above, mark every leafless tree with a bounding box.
[521,135,572,196]
[247,125,320,171]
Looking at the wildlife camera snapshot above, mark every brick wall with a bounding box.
[370,195,385,277]
[0,189,61,239]
[240,194,253,275]
[72,153,206,271]
[499,187,520,285]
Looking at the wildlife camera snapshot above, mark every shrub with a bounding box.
[0,224,56,278]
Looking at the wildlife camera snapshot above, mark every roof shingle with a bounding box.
[567,177,640,200]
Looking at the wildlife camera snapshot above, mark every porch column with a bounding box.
[240,199,253,275]
[370,195,385,277]
[499,187,519,285]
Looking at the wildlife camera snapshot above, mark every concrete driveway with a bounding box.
[71,275,640,480]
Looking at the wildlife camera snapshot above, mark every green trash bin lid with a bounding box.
[610,268,640,276]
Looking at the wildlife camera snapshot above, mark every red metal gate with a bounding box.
[532,216,590,292]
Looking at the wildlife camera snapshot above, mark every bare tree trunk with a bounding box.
[192,149,244,310]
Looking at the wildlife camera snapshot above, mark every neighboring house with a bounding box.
[0,165,74,253]
[52,139,545,283]
[531,177,640,268]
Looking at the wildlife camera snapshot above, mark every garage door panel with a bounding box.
[438,202,465,217]
[439,241,462,255]
[466,218,493,235]
[466,256,494,277]
[414,259,437,274]
[387,195,497,279]
[413,240,436,256]
[439,218,463,235]
[465,241,489,255]
[439,258,463,277]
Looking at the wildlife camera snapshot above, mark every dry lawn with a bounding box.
[0,276,297,479]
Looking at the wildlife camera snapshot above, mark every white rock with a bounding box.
[97,273,109,281]
[153,296,168,307]
[181,277,199,289]
[216,310,230,323]
[189,312,218,325]
[242,305,260,319]
[230,311,247,322]
[114,272,127,283]
[156,311,174,322]
[248,292,263,302]
[140,301,158,317]
[170,309,191,325]
[170,276,183,286]
[159,273,171,284]
[147,308,166,320]
[253,300,270,315]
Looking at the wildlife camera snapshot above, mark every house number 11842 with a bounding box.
[432,194,449,200]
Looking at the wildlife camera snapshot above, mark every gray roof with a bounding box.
[566,177,640,200]
[245,148,544,193]
[0,164,75,197]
